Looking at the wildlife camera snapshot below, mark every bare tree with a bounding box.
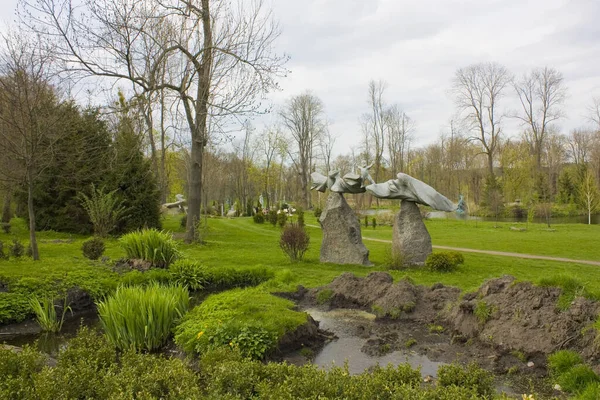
[21,0,287,242]
[589,97,600,131]
[318,126,337,173]
[452,62,511,177]
[567,128,592,165]
[0,32,66,260]
[363,80,387,182]
[258,125,283,209]
[513,67,566,170]
[280,92,325,208]
[385,105,414,176]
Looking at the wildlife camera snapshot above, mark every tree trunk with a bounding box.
[487,153,494,177]
[1,189,11,224]
[27,175,39,260]
[186,139,203,243]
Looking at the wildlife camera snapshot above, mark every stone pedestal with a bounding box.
[319,193,371,266]
[392,200,431,266]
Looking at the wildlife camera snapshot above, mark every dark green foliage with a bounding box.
[277,210,287,228]
[313,206,322,219]
[10,239,24,258]
[253,210,265,224]
[199,266,274,290]
[0,240,7,260]
[364,215,369,227]
[426,252,462,272]
[267,209,278,226]
[372,217,377,229]
[180,214,187,229]
[82,237,106,260]
[437,362,495,398]
[279,223,310,262]
[1,223,10,234]
[297,207,305,227]
[246,198,254,217]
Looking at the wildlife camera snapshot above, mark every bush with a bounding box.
[200,266,274,290]
[169,260,206,291]
[557,364,599,393]
[267,210,277,226]
[253,210,265,224]
[97,283,189,351]
[372,217,377,229]
[448,251,465,266]
[426,252,461,272]
[1,223,10,234]
[180,214,187,229]
[277,211,287,228]
[0,241,7,260]
[474,301,494,324]
[279,223,310,262]
[9,239,24,258]
[297,207,305,227]
[78,184,126,237]
[119,229,180,268]
[437,362,495,398]
[313,207,322,219]
[82,237,106,260]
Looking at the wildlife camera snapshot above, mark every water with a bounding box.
[428,211,600,224]
[288,308,445,376]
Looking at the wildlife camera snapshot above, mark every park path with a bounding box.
[305,224,600,267]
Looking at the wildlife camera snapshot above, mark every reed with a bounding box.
[119,229,180,268]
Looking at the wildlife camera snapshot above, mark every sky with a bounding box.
[2,0,600,156]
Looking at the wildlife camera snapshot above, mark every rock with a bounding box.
[319,192,371,266]
[392,200,431,266]
[527,361,535,367]
[553,384,562,391]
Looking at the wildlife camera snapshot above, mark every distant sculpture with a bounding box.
[456,195,466,215]
[365,173,455,212]
[311,164,375,194]
[162,194,187,213]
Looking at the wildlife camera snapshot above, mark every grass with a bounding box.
[97,283,189,351]
[28,297,71,332]
[119,229,180,268]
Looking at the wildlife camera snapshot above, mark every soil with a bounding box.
[287,271,600,398]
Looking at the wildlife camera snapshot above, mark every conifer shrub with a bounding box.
[267,210,278,226]
[82,237,106,260]
[279,223,310,262]
[277,211,287,228]
[253,210,265,224]
[9,239,24,258]
[296,207,305,227]
[97,283,189,351]
[119,229,180,268]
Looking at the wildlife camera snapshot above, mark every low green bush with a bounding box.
[168,259,205,291]
[474,300,494,324]
[174,287,307,359]
[437,362,495,398]
[313,206,322,219]
[557,364,600,393]
[267,210,277,226]
[97,283,189,351]
[279,223,310,262]
[277,211,287,228]
[426,252,461,272]
[119,229,180,268]
[296,207,305,227]
[10,239,24,258]
[81,237,105,260]
[199,266,274,290]
[253,210,265,224]
[120,268,172,287]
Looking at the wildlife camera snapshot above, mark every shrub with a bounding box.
[119,229,180,268]
[1,223,10,234]
[371,217,377,229]
[200,266,274,290]
[253,210,265,224]
[437,362,495,398]
[297,208,305,227]
[277,211,287,228]
[0,241,7,260]
[267,210,278,226]
[548,350,584,377]
[169,260,206,291]
[180,214,187,229]
[97,283,189,351]
[313,207,322,219]
[9,239,24,258]
[78,184,126,237]
[426,252,460,272]
[557,364,599,393]
[364,216,369,227]
[448,251,465,266]
[82,237,106,260]
[279,223,310,262]
[28,297,71,332]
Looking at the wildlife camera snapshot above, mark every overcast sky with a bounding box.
[2,0,600,155]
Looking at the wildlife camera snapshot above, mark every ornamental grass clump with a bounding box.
[97,283,189,351]
[119,229,180,268]
[29,297,71,332]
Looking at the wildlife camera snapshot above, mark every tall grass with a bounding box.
[29,297,71,332]
[119,229,180,268]
[97,283,189,351]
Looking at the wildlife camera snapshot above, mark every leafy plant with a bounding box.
[277,211,287,228]
[313,207,322,219]
[557,364,599,393]
[9,239,24,258]
[426,252,461,272]
[253,210,265,224]
[474,300,494,324]
[1,223,10,234]
[279,223,309,262]
[169,260,206,291]
[371,217,377,229]
[97,283,189,351]
[316,289,334,305]
[297,207,305,227]
[78,184,126,237]
[267,210,278,226]
[119,229,180,268]
[29,297,72,332]
[437,362,495,398]
[548,350,583,376]
[82,237,106,260]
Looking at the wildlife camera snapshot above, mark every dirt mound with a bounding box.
[310,272,460,324]
[447,275,600,357]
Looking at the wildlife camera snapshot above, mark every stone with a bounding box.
[319,192,371,266]
[392,200,432,266]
